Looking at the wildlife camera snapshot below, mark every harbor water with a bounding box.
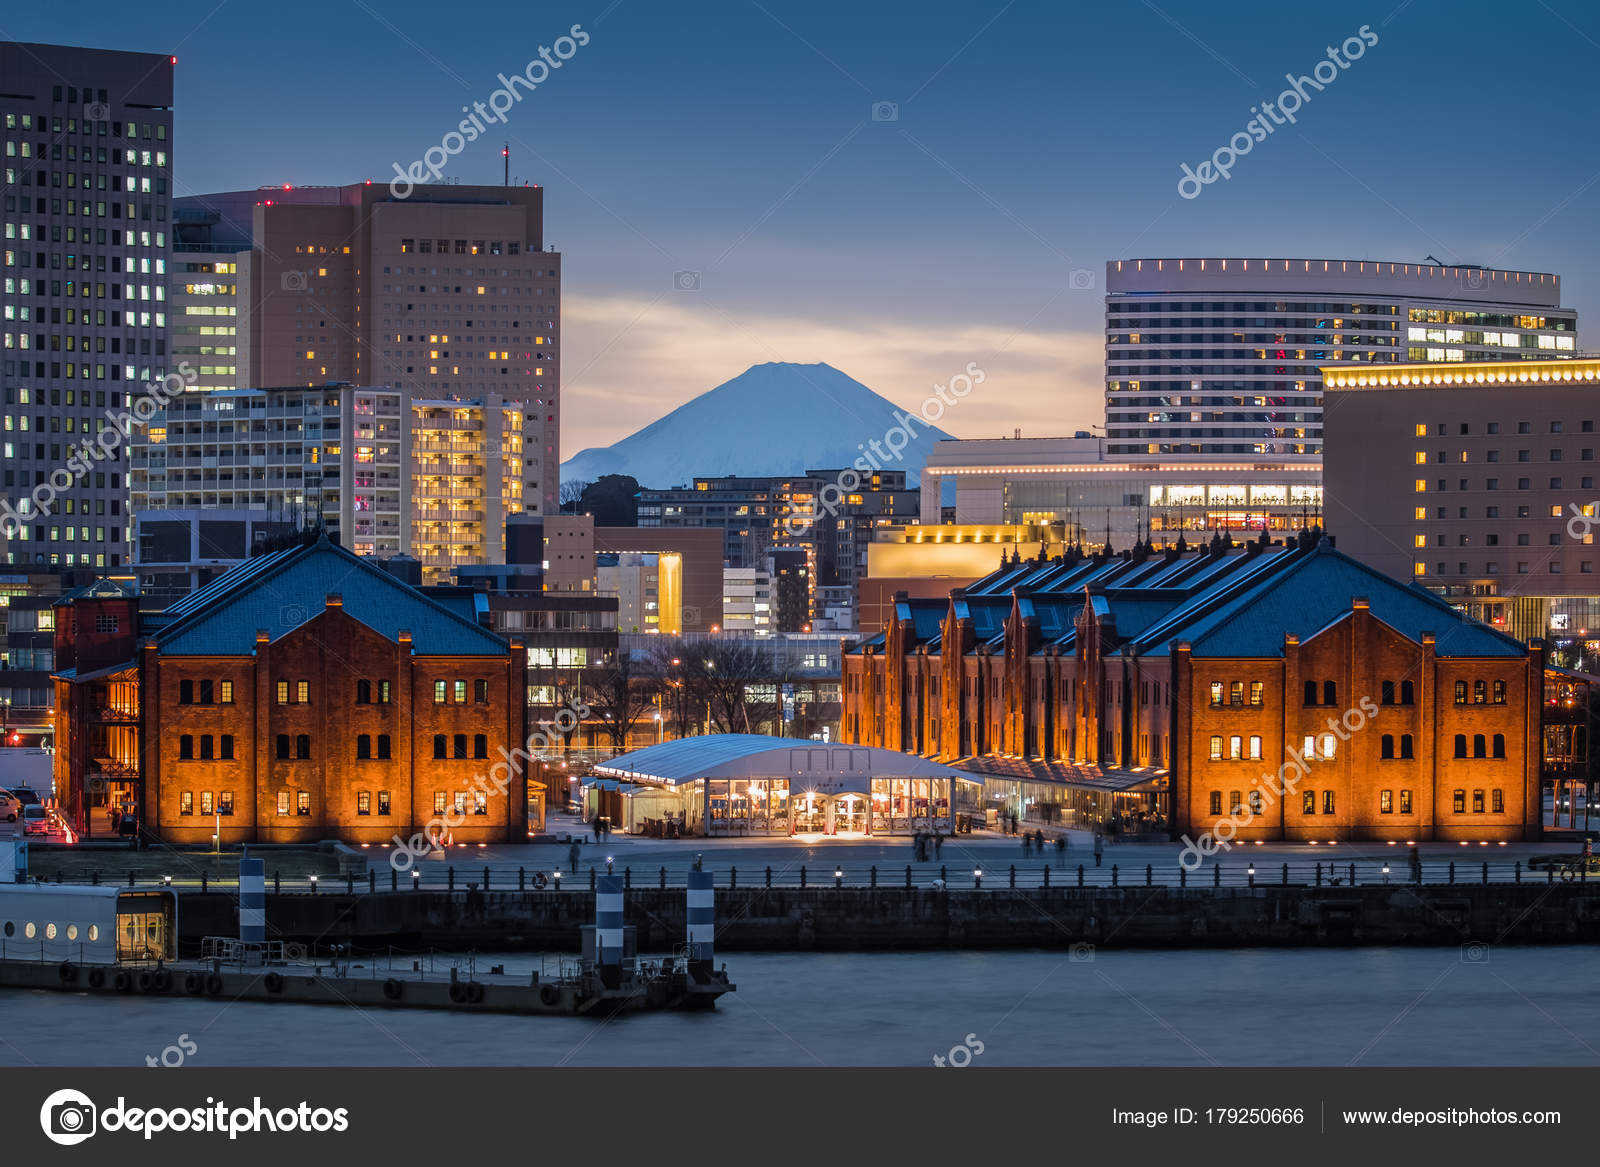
[2,947,1596,1067]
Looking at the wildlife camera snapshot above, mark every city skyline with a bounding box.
[2,0,1595,456]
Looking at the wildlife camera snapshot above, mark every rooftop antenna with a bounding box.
[503,144,510,187]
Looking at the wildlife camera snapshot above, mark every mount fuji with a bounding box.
[560,362,953,489]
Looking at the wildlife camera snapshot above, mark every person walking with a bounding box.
[568,839,580,875]
[1055,835,1067,865]
[1093,832,1104,868]
[933,832,944,859]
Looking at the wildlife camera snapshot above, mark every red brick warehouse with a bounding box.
[52,536,534,845]
[842,533,1587,843]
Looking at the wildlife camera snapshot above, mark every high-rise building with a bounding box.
[179,182,560,515]
[1322,356,1600,655]
[1104,258,1576,458]
[129,382,526,581]
[170,200,249,393]
[0,42,175,570]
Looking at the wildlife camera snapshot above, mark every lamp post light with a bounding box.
[1382,863,1390,884]
[1246,864,1255,887]
[606,856,615,876]
[834,867,843,888]
[162,874,172,887]
[411,870,421,890]
[974,868,983,889]
[309,874,318,895]
[553,870,563,890]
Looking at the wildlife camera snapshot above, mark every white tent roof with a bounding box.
[594,734,980,788]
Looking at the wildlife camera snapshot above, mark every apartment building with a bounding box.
[181,182,560,515]
[129,382,525,582]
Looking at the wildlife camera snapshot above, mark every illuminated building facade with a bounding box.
[1104,258,1576,458]
[1323,357,1600,658]
[0,42,175,571]
[51,537,532,844]
[129,383,526,582]
[845,534,1579,843]
[919,436,1322,547]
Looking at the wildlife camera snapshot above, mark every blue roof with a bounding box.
[1164,543,1524,658]
[151,538,509,656]
[852,537,1526,661]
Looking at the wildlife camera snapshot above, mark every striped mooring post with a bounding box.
[239,857,266,951]
[595,874,624,989]
[687,870,714,984]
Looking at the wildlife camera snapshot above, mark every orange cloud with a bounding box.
[559,292,1104,455]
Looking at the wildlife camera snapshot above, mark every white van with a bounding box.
[0,789,19,823]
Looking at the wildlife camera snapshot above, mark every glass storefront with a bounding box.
[983,778,1168,835]
[702,775,978,835]
[707,778,792,835]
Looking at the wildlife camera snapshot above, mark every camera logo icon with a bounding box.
[1461,941,1490,963]
[40,1088,97,1146]
[1069,268,1097,291]
[281,270,309,292]
[1465,269,1485,289]
[673,270,701,291]
[280,603,308,628]
[871,101,900,122]
[1069,942,1096,962]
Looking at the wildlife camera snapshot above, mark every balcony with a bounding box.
[414,462,484,477]
[412,440,486,455]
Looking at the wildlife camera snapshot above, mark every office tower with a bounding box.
[176,182,559,515]
[1323,356,1600,653]
[0,41,175,569]
[1104,258,1576,458]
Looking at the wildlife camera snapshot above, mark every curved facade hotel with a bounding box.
[842,534,1589,843]
[1105,258,1576,458]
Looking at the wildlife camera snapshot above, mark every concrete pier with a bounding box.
[159,882,1600,952]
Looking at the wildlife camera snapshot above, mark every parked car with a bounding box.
[0,790,18,823]
[6,785,40,808]
[21,803,50,835]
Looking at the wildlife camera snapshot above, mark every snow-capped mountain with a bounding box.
[561,362,953,489]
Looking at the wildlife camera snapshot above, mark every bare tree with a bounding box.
[558,478,593,513]
[583,652,660,753]
[670,638,779,735]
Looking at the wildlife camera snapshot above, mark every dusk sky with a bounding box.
[7,0,1597,455]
